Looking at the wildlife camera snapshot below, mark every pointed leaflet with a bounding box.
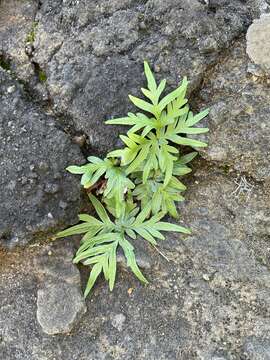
[167,134,208,148]
[108,242,117,291]
[84,262,102,297]
[158,77,188,113]
[78,214,103,226]
[164,198,179,218]
[66,165,86,174]
[88,194,113,225]
[178,152,197,164]
[120,237,148,284]
[178,127,209,134]
[153,222,191,234]
[144,61,157,93]
[129,95,156,115]
[185,108,209,127]
[163,153,175,187]
[55,222,97,238]
[156,79,166,100]
[105,115,137,126]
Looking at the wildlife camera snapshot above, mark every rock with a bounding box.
[0,0,37,81]
[34,241,80,285]
[243,337,270,360]
[0,69,84,247]
[197,41,270,181]
[1,0,270,358]
[0,0,251,155]
[35,241,86,335]
[246,14,270,75]
[247,0,270,17]
[37,282,86,335]
[111,313,126,332]
[178,169,270,282]
[1,167,270,357]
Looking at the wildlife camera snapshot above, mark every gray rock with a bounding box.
[1,0,252,155]
[0,69,84,247]
[178,169,270,282]
[247,0,270,17]
[34,241,80,284]
[0,0,37,82]
[1,0,270,359]
[35,241,86,335]
[243,337,270,360]
[1,167,270,358]
[37,282,86,335]
[246,14,270,74]
[197,41,270,181]
[111,313,126,332]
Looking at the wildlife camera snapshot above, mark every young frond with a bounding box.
[67,157,113,188]
[67,157,135,218]
[133,176,186,218]
[56,60,209,298]
[164,109,209,148]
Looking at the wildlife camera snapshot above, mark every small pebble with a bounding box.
[202,274,210,281]
[73,135,86,147]
[7,85,16,94]
[59,200,68,209]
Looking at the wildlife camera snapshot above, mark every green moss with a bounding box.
[38,69,47,83]
[26,21,38,44]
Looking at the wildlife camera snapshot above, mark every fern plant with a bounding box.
[55,61,209,297]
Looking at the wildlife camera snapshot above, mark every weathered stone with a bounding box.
[7,0,249,155]
[111,313,126,332]
[1,167,270,357]
[196,41,270,181]
[34,241,80,285]
[0,0,37,82]
[0,70,84,247]
[243,337,270,360]
[246,14,270,74]
[247,0,270,17]
[35,241,86,335]
[1,0,270,358]
[37,282,86,335]
[178,169,270,282]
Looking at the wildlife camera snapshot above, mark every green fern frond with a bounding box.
[56,61,209,297]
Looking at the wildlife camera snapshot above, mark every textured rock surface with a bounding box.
[1,0,270,359]
[246,14,270,74]
[1,167,270,358]
[35,241,86,335]
[1,0,252,154]
[0,70,83,247]
[0,0,37,81]
[243,337,270,360]
[195,41,270,181]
